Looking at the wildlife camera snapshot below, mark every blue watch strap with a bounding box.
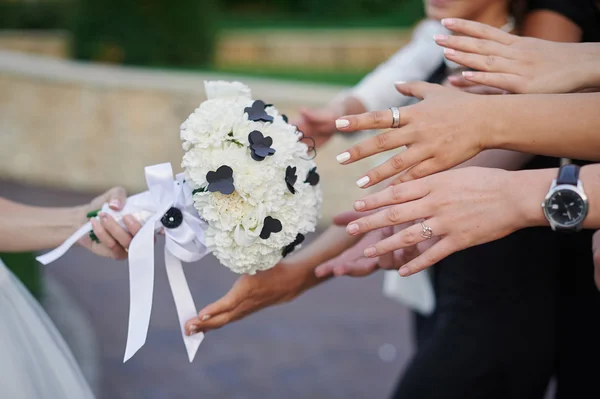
[556,164,580,186]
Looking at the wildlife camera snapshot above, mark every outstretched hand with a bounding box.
[335,82,490,186]
[184,264,303,335]
[340,167,540,276]
[292,105,344,148]
[435,18,600,94]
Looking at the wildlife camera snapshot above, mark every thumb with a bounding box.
[395,81,446,100]
[105,186,127,210]
[197,293,237,321]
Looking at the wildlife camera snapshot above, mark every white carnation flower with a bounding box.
[181,81,322,274]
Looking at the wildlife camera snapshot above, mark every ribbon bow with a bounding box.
[37,163,210,362]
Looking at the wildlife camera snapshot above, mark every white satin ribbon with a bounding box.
[36,163,210,363]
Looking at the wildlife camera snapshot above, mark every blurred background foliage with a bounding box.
[0,0,423,69]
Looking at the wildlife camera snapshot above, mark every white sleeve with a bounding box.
[351,19,447,112]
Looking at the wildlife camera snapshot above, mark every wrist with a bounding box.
[510,168,556,228]
[478,96,507,151]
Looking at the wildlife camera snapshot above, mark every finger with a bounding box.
[398,237,455,277]
[343,258,379,277]
[462,71,524,94]
[122,215,143,236]
[347,201,429,236]
[197,296,237,321]
[337,127,415,166]
[447,74,477,88]
[186,312,233,335]
[315,258,337,277]
[392,158,443,184]
[461,85,509,95]
[441,18,517,45]
[444,50,516,74]
[106,187,127,210]
[363,219,441,258]
[90,218,127,259]
[354,180,428,212]
[355,146,431,188]
[99,213,133,250]
[434,34,514,58]
[335,107,410,133]
[394,81,447,100]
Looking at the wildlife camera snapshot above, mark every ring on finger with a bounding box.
[420,221,434,239]
[390,107,400,128]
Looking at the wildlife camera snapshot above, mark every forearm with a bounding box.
[518,164,600,229]
[0,198,82,252]
[280,225,362,295]
[485,93,600,161]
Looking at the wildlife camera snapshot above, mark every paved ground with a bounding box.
[2,180,415,399]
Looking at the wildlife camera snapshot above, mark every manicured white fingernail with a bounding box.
[335,119,350,129]
[462,71,475,78]
[201,314,211,321]
[336,152,351,163]
[109,199,121,209]
[188,325,198,335]
[441,18,455,26]
[347,223,359,235]
[444,48,456,56]
[364,247,377,257]
[356,176,370,188]
[394,81,406,85]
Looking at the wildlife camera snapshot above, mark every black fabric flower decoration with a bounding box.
[304,167,320,186]
[285,166,297,194]
[260,216,282,239]
[282,233,305,258]
[244,100,274,123]
[282,114,288,123]
[248,130,276,161]
[206,165,235,195]
[161,207,183,229]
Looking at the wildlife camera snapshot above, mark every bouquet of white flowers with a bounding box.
[37,81,322,362]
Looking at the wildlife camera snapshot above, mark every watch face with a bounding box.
[546,188,587,227]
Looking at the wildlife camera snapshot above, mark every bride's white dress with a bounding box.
[0,260,94,399]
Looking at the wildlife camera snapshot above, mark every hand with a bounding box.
[343,167,537,276]
[335,82,490,187]
[184,264,304,335]
[593,230,600,290]
[435,18,600,94]
[315,211,435,277]
[292,104,344,148]
[77,187,143,259]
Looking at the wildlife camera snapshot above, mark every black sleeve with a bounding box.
[527,0,600,41]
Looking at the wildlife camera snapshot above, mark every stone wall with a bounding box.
[0,50,369,226]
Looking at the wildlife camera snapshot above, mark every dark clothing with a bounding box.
[390,2,599,397]
[390,156,561,399]
[528,0,600,41]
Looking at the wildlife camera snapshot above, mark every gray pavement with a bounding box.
[2,180,415,399]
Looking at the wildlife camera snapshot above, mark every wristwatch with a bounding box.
[542,163,589,231]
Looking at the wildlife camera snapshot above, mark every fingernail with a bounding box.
[364,247,377,257]
[201,314,211,321]
[347,223,359,235]
[356,176,370,188]
[441,18,455,26]
[109,199,121,210]
[399,267,409,276]
[188,325,198,335]
[335,119,350,129]
[462,71,475,78]
[433,34,447,42]
[354,200,366,211]
[98,212,108,222]
[336,152,351,163]
[444,48,455,56]
[394,81,406,85]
